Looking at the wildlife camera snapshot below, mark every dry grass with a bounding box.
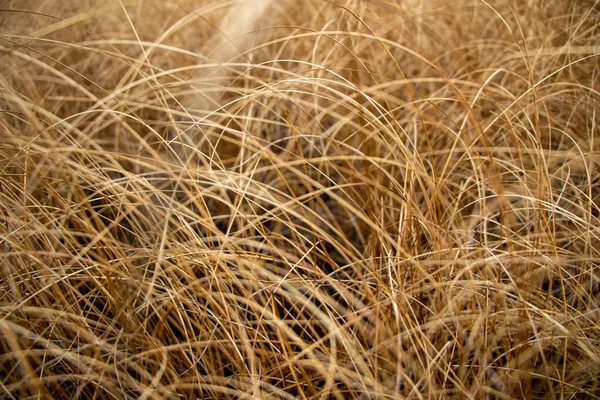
[1,0,600,398]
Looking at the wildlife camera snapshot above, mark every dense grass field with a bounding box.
[1,0,599,398]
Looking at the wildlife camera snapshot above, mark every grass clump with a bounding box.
[1,0,600,398]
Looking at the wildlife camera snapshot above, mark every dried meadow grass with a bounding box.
[1,0,600,398]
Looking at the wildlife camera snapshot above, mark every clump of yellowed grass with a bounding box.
[1,0,599,398]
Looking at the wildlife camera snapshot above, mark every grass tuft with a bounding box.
[1,0,600,398]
